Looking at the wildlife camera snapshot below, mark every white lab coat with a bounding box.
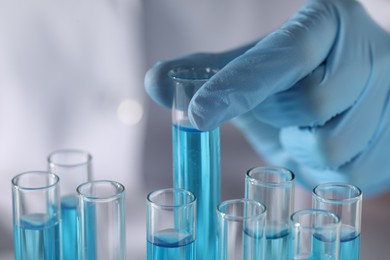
[0,0,389,259]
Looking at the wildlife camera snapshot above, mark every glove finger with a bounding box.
[144,43,256,109]
[189,0,383,131]
[280,70,390,168]
[189,0,343,130]
[251,64,327,128]
[250,0,385,128]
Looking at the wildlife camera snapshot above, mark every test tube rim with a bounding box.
[77,180,125,202]
[12,171,59,191]
[246,166,295,187]
[147,187,196,209]
[290,208,341,231]
[168,66,219,81]
[217,198,267,222]
[313,182,362,205]
[47,148,92,168]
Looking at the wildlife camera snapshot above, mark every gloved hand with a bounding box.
[145,0,390,196]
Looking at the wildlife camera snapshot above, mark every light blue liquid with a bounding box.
[14,213,61,260]
[172,124,220,260]
[339,225,360,260]
[61,195,78,260]
[147,228,195,260]
[265,230,289,259]
[311,233,339,260]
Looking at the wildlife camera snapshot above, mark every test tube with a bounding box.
[216,199,267,260]
[313,183,362,260]
[12,171,62,259]
[169,66,220,260]
[245,166,295,259]
[146,188,196,260]
[47,149,92,260]
[77,180,126,260]
[289,209,341,260]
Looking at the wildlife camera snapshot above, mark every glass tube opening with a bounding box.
[246,166,295,187]
[48,149,92,168]
[147,188,196,208]
[217,199,266,221]
[168,67,219,82]
[12,171,59,190]
[313,182,362,204]
[77,180,124,202]
[291,209,340,231]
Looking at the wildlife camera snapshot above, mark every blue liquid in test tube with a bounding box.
[61,195,96,259]
[147,229,195,260]
[173,124,220,259]
[14,214,61,260]
[311,234,340,260]
[340,226,360,260]
[170,67,220,260]
[60,195,78,259]
[12,171,62,260]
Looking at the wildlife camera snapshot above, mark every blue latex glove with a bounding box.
[145,0,390,196]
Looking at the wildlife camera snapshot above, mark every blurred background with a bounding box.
[0,0,389,259]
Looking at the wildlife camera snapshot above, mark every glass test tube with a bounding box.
[12,171,62,260]
[245,166,295,259]
[216,199,267,260]
[169,66,220,260]
[48,149,92,260]
[313,183,362,260]
[77,180,126,260]
[289,209,341,260]
[146,188,196,260]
